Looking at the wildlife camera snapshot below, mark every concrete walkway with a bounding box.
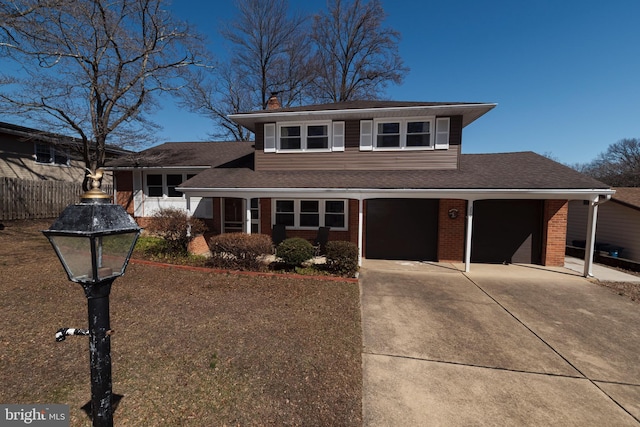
[360,260,640,426]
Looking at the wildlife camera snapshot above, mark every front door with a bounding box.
[223,198,244,233]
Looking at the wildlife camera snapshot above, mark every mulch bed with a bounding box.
[0,220,362,426]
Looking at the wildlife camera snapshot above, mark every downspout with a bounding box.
[583,194,612,277]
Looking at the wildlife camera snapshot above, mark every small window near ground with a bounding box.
[300,200,320,227]
[166,174,183,197]
[146,174,163,197]
[275,200,295,226]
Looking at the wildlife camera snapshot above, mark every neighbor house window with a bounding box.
[273,199,347,230]
[34,143,69,165]
[277,122,331,151]
[145,173,195,198]
[373,117,434,150]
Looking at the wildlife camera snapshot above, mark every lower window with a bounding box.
[273,199,347,230]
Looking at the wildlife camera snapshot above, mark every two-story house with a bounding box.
[108,99,613,275]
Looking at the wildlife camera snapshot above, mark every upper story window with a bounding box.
[145,173,196,198]
[374,117,433,150]
[34,142,70,166]
[360,117,450,151]
[277,122,331,152]
[264,121,344,153]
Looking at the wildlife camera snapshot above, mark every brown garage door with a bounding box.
[472,199,543,264]
[366,199,439,260]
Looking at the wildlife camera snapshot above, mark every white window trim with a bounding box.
[275,121,334,153]
[373,116,436,151]
[272,199,348,231]
[144,172,193,199]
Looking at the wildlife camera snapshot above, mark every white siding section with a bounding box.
[359,120,373,151]
[567,200,640,262]
[332,121,345,152]
[133,170,144,217]
[264,123,276,153]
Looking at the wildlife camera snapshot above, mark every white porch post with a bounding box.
[358,198,364,266]
[584,196,599,277]
[464,200,474,273]
[244,198,252,234]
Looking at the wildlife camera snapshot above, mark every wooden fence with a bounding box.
[0,177,113,220]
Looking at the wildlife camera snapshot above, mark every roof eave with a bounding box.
[229,103,497,133]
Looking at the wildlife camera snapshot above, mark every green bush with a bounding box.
[326,241,359,277]
[145,207,207,254]
[276,237,315,266]
[208,233,273,271]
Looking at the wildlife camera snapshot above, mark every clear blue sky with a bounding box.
[159,0,640,165]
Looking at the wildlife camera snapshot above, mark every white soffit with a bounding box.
[229,104,497,132]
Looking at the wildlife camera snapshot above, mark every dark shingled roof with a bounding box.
[611,187,640,210]
[107,141,255,168]
[181,151,610,190]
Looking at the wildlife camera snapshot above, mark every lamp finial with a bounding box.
[82,168,110,200]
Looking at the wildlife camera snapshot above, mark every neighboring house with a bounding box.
[0,121,128,185]
[567,187,640,264]
[108,99,612,274]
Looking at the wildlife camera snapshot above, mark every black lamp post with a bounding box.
[43,170,140,427]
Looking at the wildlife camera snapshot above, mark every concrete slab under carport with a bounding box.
[360,260,640,426]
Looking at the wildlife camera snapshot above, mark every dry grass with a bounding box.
[0,220,362,426]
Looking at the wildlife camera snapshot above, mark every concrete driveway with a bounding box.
[360,260,640,426]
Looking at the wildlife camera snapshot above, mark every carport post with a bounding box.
[244,198,252,234]
[358,198,364,266]
[584,197,599,277]
[464,200,473,272]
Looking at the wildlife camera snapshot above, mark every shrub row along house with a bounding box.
[107,99,613,275]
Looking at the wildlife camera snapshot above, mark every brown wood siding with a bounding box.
[253,117,461,171]
[345,120,360,148]
[448,115,462,146]
[256,145,459,171]
[255,123,265,150]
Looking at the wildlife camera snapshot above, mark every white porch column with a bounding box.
[245,198,252,234]
[464,200,474,272]
[358,198,364,266]
[584,197,599,277]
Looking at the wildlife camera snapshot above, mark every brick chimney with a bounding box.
[266,93,281,110]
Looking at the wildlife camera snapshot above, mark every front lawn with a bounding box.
[0,220,362,426]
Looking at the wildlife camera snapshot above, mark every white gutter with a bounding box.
[177,186,614,201]
[105,166,210,171]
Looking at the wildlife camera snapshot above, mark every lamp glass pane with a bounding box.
[48,235,93,281]
[96,232,139,281]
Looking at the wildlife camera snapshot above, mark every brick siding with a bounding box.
[542,200,568,266]
[437,199,466,262]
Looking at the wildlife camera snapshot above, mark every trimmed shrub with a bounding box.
[276,237,315,266]
[326,241,359,277]
[208,233,273,271]
[146,207,207,254]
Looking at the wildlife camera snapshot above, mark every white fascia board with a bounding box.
[104,166,210,171]
[229,103,497,131]
[177,187,614,201]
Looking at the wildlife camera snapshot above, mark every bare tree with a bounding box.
[570,138,640,187]
[179,65,254,141]
[310,0,408,102]
[221,0,312,109]
[0,0,208,182]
